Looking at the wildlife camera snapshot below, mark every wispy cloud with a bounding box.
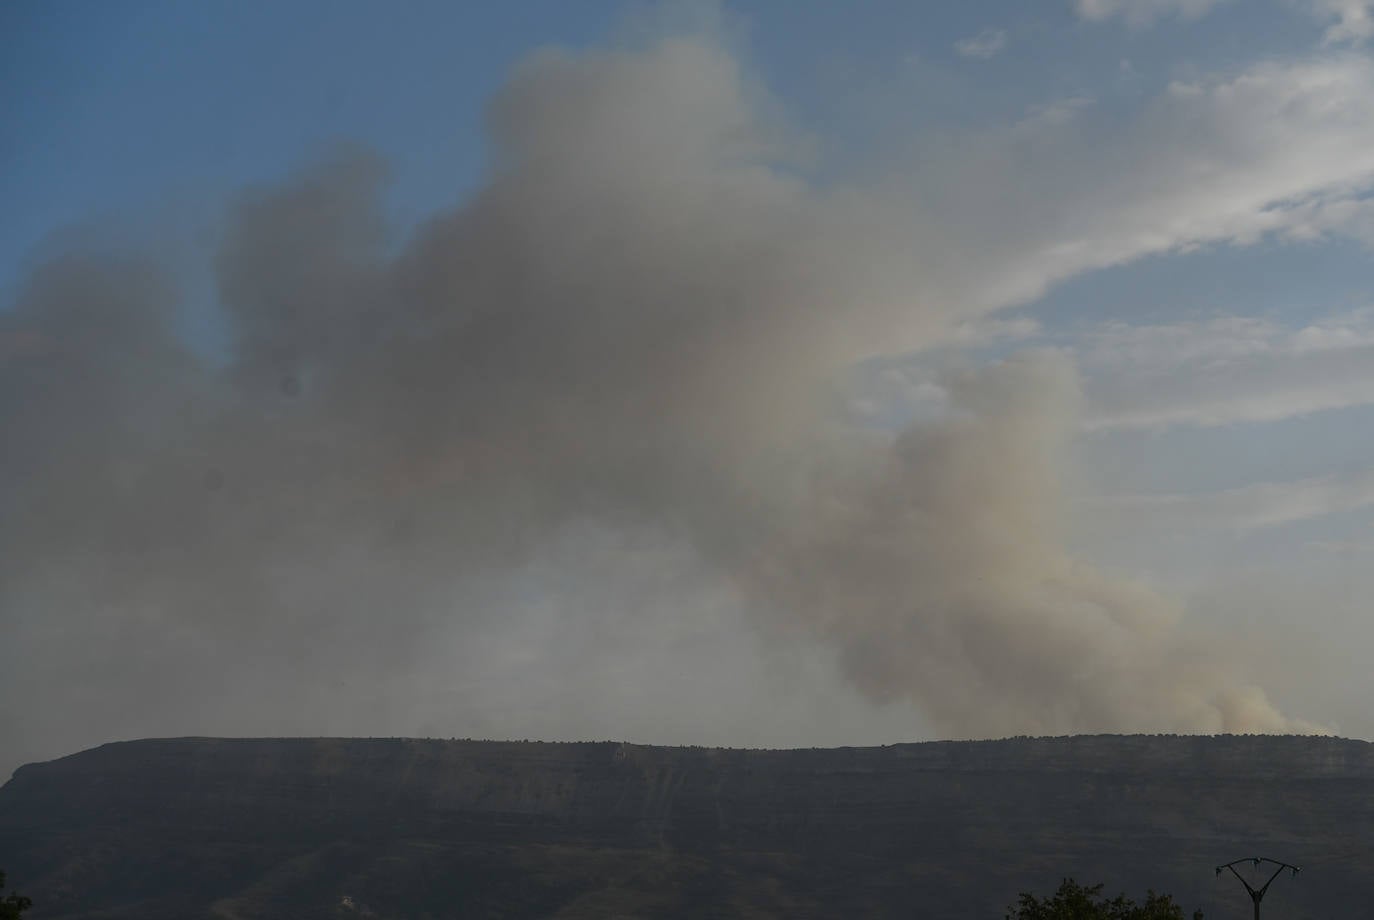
[901,55,1374,325]
[1300,0,1374,44]
[1075,0,1232,27]
[1276,193,1374,246]
[1089,466,1374,531]
[954,29,1008,59]
[1081,310,1374,368]
[1080,310,1374,429]
[1014,95,1095,132]
[1308,537,1374,553]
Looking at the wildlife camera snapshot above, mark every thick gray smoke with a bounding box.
[748,354,1312,736]
[0,31,1317,776]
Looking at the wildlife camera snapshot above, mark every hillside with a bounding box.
[1,735,1370,918]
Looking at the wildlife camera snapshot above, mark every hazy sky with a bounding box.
[3,0,1373,780]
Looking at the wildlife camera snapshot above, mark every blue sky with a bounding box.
[4,0,1374,769]
[3,0,1351,291]
[3,1,602,286]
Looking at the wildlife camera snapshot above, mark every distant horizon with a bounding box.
[14,729,1369,771]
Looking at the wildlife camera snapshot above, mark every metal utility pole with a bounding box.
[1215,857,1299,920]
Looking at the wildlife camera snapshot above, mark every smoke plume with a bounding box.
[0,28,1317,776]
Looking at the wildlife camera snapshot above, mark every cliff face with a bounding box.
[1,735,1370,919]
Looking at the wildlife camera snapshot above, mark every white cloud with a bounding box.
[1078,310,1374,429]
[933,55,1374,319]
[1308,537,1374,552]
[949,314,1042,344]
[1301,0,1374,44]
[841,317,1041,427]
[1275,192,1374,245]
[954,29,1008,59]
[1014,95,1095,131]
[782,53,1374,437]
[1082,309,1374,368]
[879,310,1374,432]
[1075,0,1232,26]
[1092,466,1374,531]
[702,52,1374,365]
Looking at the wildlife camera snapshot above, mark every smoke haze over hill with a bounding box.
[2,13,1341,777]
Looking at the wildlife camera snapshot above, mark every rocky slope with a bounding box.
[1,735,1370,918]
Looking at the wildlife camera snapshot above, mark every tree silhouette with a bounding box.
[0,872,31,920]
[1007,878,1202,920]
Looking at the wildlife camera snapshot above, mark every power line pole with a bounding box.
[1215,857,1299,920]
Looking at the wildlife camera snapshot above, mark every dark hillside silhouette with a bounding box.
[1,734,1368,918]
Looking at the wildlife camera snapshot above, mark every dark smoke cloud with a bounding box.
[0,28,1317,777]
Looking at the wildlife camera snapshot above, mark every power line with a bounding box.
[1299,847,1369,868]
